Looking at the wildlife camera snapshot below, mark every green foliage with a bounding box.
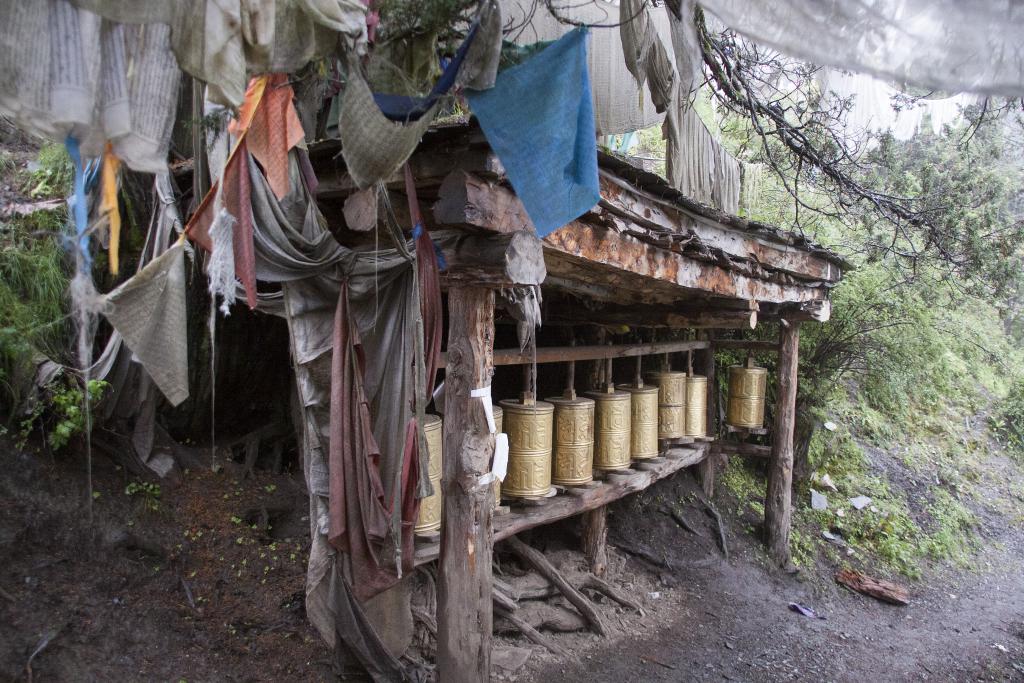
[23,143,73,199]
[125,480,162,512]
[992,378,1024,457]
[375,0,476,42]
[21,377,108,450]
[0,210,72,412]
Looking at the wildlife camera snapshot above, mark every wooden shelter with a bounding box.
[309,123,845,680]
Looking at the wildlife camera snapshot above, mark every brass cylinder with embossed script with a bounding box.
[499,399,554,499]
[491,404,504,508]
[684,375,708,437]
[414,414,443,534]
[646,371,687,439]
[727,365,768,428]
[546,395,595,486]
[586,388,632,471]
[618,384,660,459]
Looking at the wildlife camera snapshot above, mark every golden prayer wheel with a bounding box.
[617,384,660,459]
[727,364,768,428]
[646,371,687,439]
[492,405,504,508]
[499,399,554,499]
[414,414,443,534]
[684,375,708,437]
[586,388,632,471]
[546,395,595,486]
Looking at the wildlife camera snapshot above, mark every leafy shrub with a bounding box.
[992,377,1024,457]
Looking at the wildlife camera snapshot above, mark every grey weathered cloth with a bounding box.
[101,239,189,407]
[240,151,430,670]
[69,0,368,107]
[618,0,740,213]
[0,1,180,172]
[338,60,439,189]
[501,0,675,135]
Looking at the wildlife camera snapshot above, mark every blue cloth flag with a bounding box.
[466,28,600,237]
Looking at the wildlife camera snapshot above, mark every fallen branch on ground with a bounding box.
[701,499,729,561]
[660,505,704,536]
[835,568,909,606]
[580,574,644,615]
[494,603,570,656]
[504,536,607,636]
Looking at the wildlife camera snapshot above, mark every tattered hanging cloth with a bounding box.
[668,107,741,214]
[404,166,444,400]
[101,237,190,406]
[466,28,600,236]
[188,74,307,308]
[620,0,676,112]
[697,0,1024,98]
[617,0,741,214]
[328,282,419,600]
[338,61,440,189]
[0,1,180,172]
[500,0,675,135]
[68,0,368,107]
[234,75,307,199]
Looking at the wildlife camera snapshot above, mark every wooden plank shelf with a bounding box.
[413,443,710,565]
[713,441,771,459]
[438,339,710,369]
[726,424,769,436]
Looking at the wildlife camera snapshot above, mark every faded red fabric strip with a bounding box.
[233,140,257,309]
[328,282,401,601]
[404,164,443,398]
[399,418,421,563]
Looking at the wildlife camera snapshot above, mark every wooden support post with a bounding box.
[765,321,800,567]
[438,287,495,682]
[698,331,717,497]
[581,506,608,577]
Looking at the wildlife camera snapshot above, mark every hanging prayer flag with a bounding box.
[466,28,600,237]
[100,142,122,275]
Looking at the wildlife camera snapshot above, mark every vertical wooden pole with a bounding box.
[698,331,717,497]
[766,321,800,567]
[438,287,495,682]
[581,507,608,577]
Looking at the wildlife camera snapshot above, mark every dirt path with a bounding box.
[527,537,1024,682]
[523,452,1024,683]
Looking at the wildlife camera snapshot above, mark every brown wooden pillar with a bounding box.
[581,507,608,577]
[438,286,495,682]
[698,331,717,497]
[765,320,800,567]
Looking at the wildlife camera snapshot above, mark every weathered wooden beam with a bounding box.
[434,169,841,284]
[433,171,533,234]
[313,137,503,198]
[699,331,717,497]
[433,229,546,287]
[543,222,830,305]
[414,444,710,565]
[438,340,710,369]
[711,339,780,351]
[765,321,800,567]
[543,301,758,330]
[598,171,841,283]
[581,507,608,577]
[438,287,495,682]
[713,441,771,458]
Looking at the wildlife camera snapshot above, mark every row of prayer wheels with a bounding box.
[415,373,710,531]
[416,360,770,532]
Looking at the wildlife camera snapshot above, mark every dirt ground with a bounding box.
[3,430,1023,683]
[521,487,1024,683]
